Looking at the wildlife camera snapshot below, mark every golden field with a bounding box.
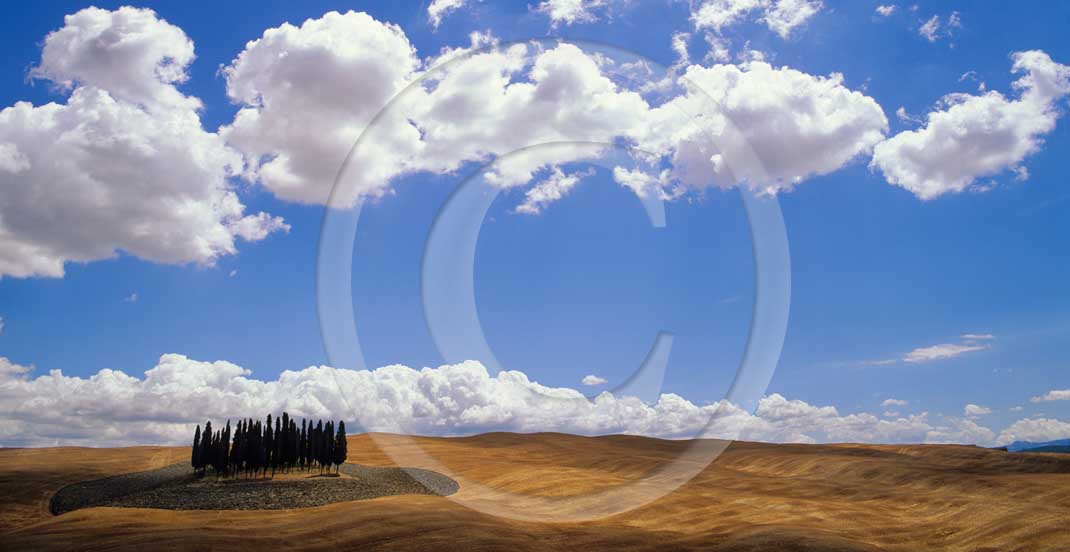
[3,432,1070,551]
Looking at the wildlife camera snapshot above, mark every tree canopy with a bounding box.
[190,413,348,477]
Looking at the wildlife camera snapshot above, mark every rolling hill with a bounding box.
[3,433,1070,551]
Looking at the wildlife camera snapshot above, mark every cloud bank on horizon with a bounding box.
[1,353,1064,448]
[0,5,1066,278]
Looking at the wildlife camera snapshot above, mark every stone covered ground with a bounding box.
[51,462,458,513]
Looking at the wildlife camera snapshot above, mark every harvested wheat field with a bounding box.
[2,432,1070,551]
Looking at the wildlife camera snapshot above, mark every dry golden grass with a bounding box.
[3,433,1070,551]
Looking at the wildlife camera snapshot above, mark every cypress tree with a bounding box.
[200,421,213,474]
[281,412,290,471]
[191,424,202,472]
[299,419,307,470]
[264,414,274,477]
[212,429,222,474]
[247,419,256,477]
[271,417,280,477]
[334,421,347,473]
[312,420,323,472]
[289,419,298,472]
[304,421,312,471]
[220,421,231,474]
[256,420,267,476]
[231,420,243,476]
[323,421,334,473]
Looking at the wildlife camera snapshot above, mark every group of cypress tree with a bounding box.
[191,413,348,477]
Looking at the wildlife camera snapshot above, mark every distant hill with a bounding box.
[1018,445,1070,454]
[1006,438,1070,452]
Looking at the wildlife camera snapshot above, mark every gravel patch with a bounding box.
[51,463,458,514]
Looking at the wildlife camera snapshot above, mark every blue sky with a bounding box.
[0,0,1068,446]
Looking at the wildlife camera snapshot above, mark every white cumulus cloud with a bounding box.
[1031,390,1070,403]
[762,0,823,39]
[997,417,1070,445]
[882,398,908,407]
[691,0,822,38]
[221,11,420,205]
[428,0,471,28]
[581,374,608,386]
[875,5,897,17]
[964,404,992,418]
[516,167,595,214]
[0,7,286,279]
[871,50,1070,199]
[642,60,887,195]
[534,0,607,26]
[918,15,941,42]
[218,11,885,213]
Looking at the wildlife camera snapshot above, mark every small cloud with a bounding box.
[427,0,470,29]
[719,295,742,305]
[918,12,961,42]
[895,106,923,124]
[671,31,691,66]
[124,292,139,303]
[1010,406,1024,412]
[863,334,993,368]
[229,269,238,278]
[903,342,989,363]
[958,71,986,92]
[515,168,594,215]
[582,374,608,386]
[883,410,900,418]
[1031,390,1070,403]
[0,315,4,336]
[964,404,992,418]
[875,5,897,17]
[882,398,908,407]
[918,15,940,41]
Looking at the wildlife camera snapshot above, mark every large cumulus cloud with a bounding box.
[871,50,1070,199]
[0,7,287,278]
[220,11,887,208]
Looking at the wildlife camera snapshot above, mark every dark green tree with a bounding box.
[289,419,298,472]
[312,421,318,472]
[231,420,243,476]
[191,424,202,472]
[333,421,347,473]
[256,420,266,476]
[299,419,307,470]
[218,421,231,475]
[199,421,213,475]
[281,412,290,471]
[272,416,282,476]
[264,414,274,477]
[323,421,334,473]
